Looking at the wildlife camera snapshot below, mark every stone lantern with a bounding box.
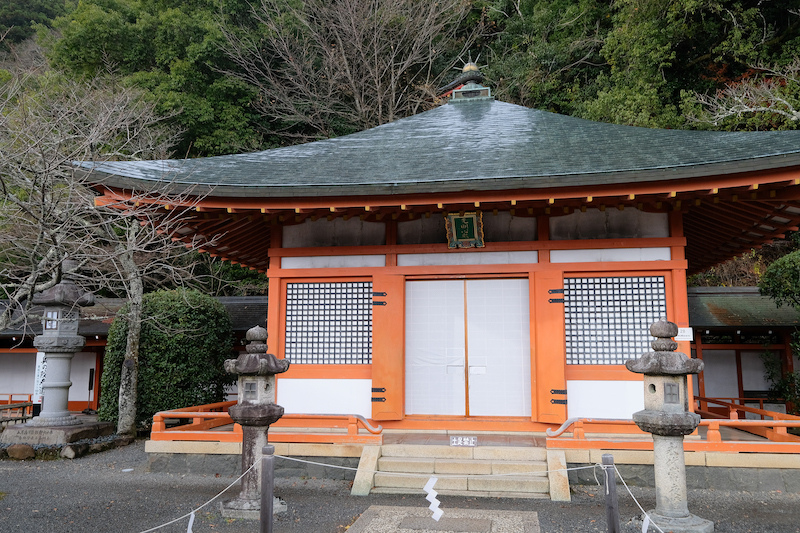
[30,260,94,427]
[221,325,289,519]
[626,318,713,533]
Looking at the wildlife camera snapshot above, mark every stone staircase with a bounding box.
[351,443,570,500]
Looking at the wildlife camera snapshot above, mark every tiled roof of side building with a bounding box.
[78,100,800,198]
[687,287,800,328]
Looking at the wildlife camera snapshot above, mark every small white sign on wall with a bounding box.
[675,327,693,342]
[450,436,477,447]
[33,352,46,404]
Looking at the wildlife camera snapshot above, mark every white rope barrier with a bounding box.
[137,459,259,533]
[612,464,665,533]
[136,452,667,533]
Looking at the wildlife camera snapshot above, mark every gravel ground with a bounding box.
[1,439,799,533]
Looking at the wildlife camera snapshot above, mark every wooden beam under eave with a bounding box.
[683,225,752,253]
[719,201,779,219]
[684,211,762,238]
[216,221,271,251]
[689,203,767,232]
[683,219,755,245]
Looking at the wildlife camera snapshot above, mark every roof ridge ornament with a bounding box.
[437,54,493,103]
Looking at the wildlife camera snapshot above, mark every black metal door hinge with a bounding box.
[548,288,564,303]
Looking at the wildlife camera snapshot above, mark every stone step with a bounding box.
[379,444,547,462]
[377,456,548,476]
[370,487,550,499]
[372,472,550,494]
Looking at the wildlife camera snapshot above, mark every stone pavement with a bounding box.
[2,439,800,532]
[348,506,541,533]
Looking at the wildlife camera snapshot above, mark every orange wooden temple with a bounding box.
[81,78,800,437]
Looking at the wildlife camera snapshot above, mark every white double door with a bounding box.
[405,279,531,417]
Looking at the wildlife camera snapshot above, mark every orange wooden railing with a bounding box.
[546,416,800,453]
[0,403,34,426]
[150,401,383,444]
[0,393,33,404]
[695,396,786,419]
[694,395,800,441]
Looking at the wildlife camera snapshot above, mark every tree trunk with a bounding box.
[116,293,142,436]
[116,225,145,436]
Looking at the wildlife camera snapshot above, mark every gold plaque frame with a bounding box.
[445,211,485,249]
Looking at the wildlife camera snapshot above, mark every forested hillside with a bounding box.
[4,0,798,156]
[3,0,800,285]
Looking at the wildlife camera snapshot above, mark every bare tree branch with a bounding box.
[0,43,222,434]
[220,0,479,142]
[689,63,800,126]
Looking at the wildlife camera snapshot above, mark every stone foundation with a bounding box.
[147,453,359,480]
[569,463,800,493]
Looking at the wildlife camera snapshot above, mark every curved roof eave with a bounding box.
[78,99,800,199]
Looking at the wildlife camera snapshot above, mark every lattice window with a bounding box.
[285,282,372,364]
[564,276,667,365]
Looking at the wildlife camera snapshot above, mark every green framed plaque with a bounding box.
[445,211,485,249]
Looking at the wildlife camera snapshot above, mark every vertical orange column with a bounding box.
[371,274,405,420]
[267,223,284,358]
[533,270,567,423]
[537,216,550,264]
[267,278,283,357]
[669,211,690,353]
[669,210,694,404]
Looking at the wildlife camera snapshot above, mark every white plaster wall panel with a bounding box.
[397,214,447,245]
[550,208,669,240]
[278,378,372,417]
[566,380,644,419]
[550,247,670,263]
[397,250,538,266]
[740,351,770,392]
[405,280,466,416]
[737,351,773,419]
[466,279,531,417]
[0,352,36,395]
[700,350,739,398]
[281,255,385,269]
[482,212,538,242]
[68,352,96,402]
[282,217,386,248]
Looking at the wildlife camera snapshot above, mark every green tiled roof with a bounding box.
[80,99,800,198]
[688,287,800,328]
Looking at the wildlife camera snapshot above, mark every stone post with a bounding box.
[626,318,713,533]
[221,326,289,519]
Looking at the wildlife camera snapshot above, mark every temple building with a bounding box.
[79,77,800,433]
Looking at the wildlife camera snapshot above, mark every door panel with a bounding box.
[405,280,465,415]
[405,279,531,417]
[466,279,531,417]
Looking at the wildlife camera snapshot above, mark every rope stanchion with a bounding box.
[602,454,621,533]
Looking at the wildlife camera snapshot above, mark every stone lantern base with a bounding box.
[638,512,715,533]
[0,416,114,445]
[220,496,287,519]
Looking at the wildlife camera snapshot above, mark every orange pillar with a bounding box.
[371,274,405,420]
[533,270,567,423]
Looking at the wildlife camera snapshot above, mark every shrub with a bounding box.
[98,289,236,429]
